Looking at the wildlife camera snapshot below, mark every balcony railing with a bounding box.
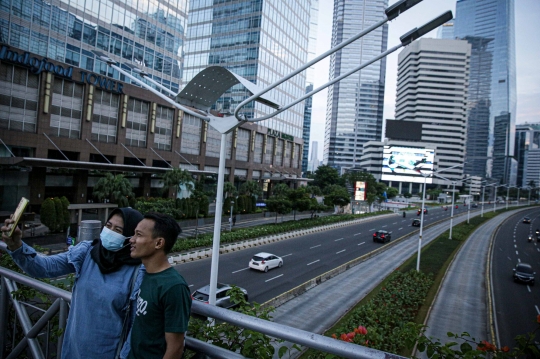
[0,264,406,359]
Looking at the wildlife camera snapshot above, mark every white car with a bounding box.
[249,252,283,272]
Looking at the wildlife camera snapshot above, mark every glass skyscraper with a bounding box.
[323,0,388,172]
[302,0,318,175]
[0,0,188,93]
[454,0,516,183]
[183,0,311,140]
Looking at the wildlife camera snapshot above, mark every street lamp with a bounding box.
[433,174,456,239]
[527,186,532,206]
[416,163,465,271]
[460,176,476,224]
[482,183,496,217]
[502,185,515,210]
[229,201,234,231]
[493,184,498,213]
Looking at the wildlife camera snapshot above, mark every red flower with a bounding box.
[340,333,348,341]
[357,325,368,335]
[331,334,337,339]
[477,340,496,352]
[346,332,356,340]
[501,346,510,352]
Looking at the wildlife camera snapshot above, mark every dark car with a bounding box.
[523,217,531,224]
[412,219,421,227]
[373,230,392,243]
[471,203,478,208]
[513,263,535,285]
[192,283,249,308]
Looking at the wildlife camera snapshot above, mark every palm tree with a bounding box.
[223,181,238,199]
[161,168,194,196]
[93,173,135,207]
[239,180,263,198]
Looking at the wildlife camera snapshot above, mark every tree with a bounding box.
[271,183,290,198]
[305,185,322,198]
[40,198,57,233]
[223,181,238,199]
[323,184,351,212]
[265,198,292,224]
[161,168,194,196]
[312,165,343,192]
[342,171,379,210]
[287,187,312,220]
[386,187,399,200]
[239,180,263,198]
[93,173,135,207]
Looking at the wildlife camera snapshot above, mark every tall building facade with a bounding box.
[323,0,388,172]
[395,38,471,183]
[308,140,319,172]
[302,0,319,175]
[515,125,540,187]
[183,0,311,140]
[454,0,517,183]
[437,19,455,39]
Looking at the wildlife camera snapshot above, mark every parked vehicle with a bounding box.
[513,263,535,285]
[373,230,392,243]
[249,252,283,272]
[192,283,248,309]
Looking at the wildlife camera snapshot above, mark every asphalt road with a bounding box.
[175,205,473,304]
[492,208,540,348]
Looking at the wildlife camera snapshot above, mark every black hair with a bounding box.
[144,212,181,254]
[107,208,143,237]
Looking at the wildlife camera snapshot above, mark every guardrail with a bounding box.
[0,265,405,359]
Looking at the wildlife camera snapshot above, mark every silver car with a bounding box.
[249,252,283,272]
[191,283,248,309]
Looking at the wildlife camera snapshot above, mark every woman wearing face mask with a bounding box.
[1,207,144,359]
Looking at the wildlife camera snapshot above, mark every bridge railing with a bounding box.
[0,265,405,359]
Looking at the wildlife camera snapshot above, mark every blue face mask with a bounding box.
[100,227,128,252]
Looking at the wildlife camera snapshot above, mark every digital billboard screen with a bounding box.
[354,181,367,201]
[381,146,435,184]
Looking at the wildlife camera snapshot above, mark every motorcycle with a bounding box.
[528,235,533,242]
[536,229,540,236]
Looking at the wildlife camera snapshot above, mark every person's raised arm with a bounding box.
[1,217,23,251]
[162,332,184,359]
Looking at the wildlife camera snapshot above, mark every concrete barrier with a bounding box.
[188,251,196,261]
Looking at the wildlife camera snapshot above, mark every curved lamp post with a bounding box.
[433,174,456,239]
[482,183,496,217]
[416,163,464,271]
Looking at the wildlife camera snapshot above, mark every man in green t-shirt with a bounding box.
[127,212,191,359]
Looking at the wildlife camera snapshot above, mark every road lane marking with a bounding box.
[536,305,540,314]
[393,222,397,224]
[528,286,532,293]
[336,249,346,254]
[516,251,519,255]
[514,245,517,248]
[265,274,283,282]
[382,225,387,228]
[310,245,321,249]
[358,242,365,246]
[232,268,249,273]
[369,228,375,231]
[281,253,293,258]
[354,233,362,236]
[398,227,403,230]
[335,238,344,242]
[307,260,320,266]
[189,284,194,287]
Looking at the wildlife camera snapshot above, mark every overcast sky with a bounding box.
[309,0,540,161]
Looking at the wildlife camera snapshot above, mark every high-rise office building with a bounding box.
[437,19,455,39]
[183,0,311,140]
[515,125,540,187]
[308,140,319,172]
[323,0,388,172]
[395,38,470,184]
[302,0,319,174]
[454,0,516,183]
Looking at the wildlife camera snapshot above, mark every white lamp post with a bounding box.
[433,174,456,239]
[493,185,498,212]
[229,201,234,231]
[527,186,532,206]
[481,183,496,217]
[416,163,464,271]
[460,176,476,224]
[517,187,520,206]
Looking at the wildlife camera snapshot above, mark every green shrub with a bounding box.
[60,196,71,230]
[40,198,57,232]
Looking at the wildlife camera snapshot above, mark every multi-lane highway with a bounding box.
[492,208,540,348]
[176,205,473,304]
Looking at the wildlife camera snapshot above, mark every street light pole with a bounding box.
[229,201,234,231]
[528,186,531,206]
[481,185,485,217]
[506,185,510,210]
[416,162,465,271]
[493,185,498,212]
[433,174,456,239]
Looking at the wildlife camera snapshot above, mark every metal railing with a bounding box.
[0,264,405,359]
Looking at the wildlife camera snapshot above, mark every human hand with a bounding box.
[1,217,23,251]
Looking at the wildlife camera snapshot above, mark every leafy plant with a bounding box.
[40,198,57,233]
[186,287,299,359]
[161,168,194,196]
[93,173,134,206]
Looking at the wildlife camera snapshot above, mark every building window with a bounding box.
[50,77,83,139]
[126,98,149,148]
[180,114,201,155]
[264,136,274,165]
[253,133,263,164]
[205,125,221,158]
[235,128,250,162]
[154,105,173,151]
[284,141,292,168]
[275,139,284,166]
[0,63,39,132]
[91,89,119,143]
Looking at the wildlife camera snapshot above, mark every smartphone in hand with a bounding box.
[5,197,30,237]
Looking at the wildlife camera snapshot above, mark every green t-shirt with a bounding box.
[128,267,191,359]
